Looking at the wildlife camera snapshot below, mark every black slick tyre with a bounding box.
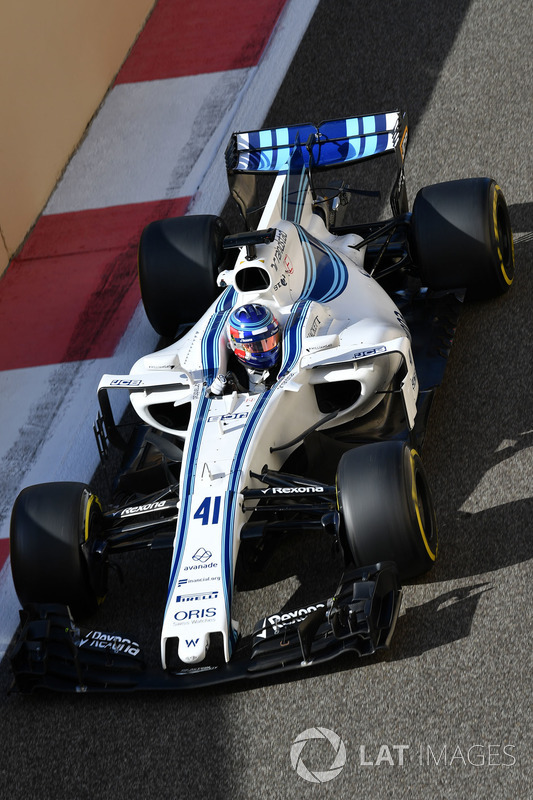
[138,214,229,338]
[336,441,438,580]
[10,482,105,617]
[410,178,514,298]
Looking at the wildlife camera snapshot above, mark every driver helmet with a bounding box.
[228,304,281,370]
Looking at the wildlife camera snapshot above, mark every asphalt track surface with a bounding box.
[1,1,532,797]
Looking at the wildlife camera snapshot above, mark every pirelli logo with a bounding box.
[176,590,219,603]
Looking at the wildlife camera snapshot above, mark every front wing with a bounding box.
[10,564,400,693]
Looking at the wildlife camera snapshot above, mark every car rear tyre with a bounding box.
[10,482,106,617]
[336,441,438,580]
[410,178,514,298]
[138,214,230,338]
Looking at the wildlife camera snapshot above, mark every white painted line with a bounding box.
[0,363,63,457]
[45,70,250,214]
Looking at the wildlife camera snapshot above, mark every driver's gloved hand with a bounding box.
[208,373,228,396]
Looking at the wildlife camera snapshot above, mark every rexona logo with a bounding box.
[257,603,326,637]
[263,486,324,495]
[120,501,167,517]
[78,631,141,657]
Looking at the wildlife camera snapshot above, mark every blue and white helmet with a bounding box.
[228,304,281,370]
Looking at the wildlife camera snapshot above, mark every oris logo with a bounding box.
[174,607,216,622]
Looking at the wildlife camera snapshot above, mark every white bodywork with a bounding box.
[98,170,417,669]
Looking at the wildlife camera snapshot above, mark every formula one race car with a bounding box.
[9,110,514,691]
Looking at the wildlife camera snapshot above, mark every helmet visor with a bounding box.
[241,334,279,354]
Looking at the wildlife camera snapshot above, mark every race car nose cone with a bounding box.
[178,632,209,664]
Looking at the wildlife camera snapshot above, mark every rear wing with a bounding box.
[225,110,408,174]
[225,110,409,225]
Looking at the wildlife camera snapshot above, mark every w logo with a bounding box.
[186,639,199,648]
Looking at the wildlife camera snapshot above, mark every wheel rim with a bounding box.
[81,491,106,605]
[410,450,437,562]
[494,187,515,286]
[83,493,102,542]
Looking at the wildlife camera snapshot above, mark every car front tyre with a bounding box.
[336,441,438,581]
[10,482,106,618]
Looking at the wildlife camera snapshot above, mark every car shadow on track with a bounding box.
[420,202,533,582]
[390,582,492,660]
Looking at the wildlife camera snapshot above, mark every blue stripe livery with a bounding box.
[165,390,212,611]
[277,221,348,377]
[201,287,237,382]
[295,225,348,303]
[279,300,312,377]
[235,113,399,173]
[166,291,236,610]
[220,390,272,636]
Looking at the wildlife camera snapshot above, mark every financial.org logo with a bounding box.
[290,727,346,783]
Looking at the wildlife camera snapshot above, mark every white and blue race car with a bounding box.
[9,110,514,691]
